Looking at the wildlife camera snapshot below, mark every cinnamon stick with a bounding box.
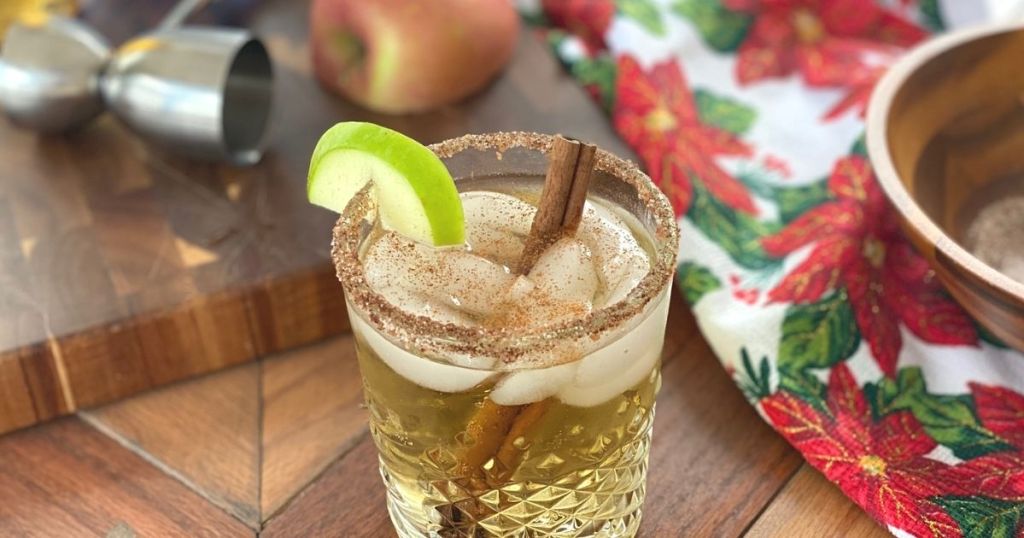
[492,399,552,482]
[561,142,597,233]
[518,135,589,274]
[451,134,598,485]
[441,135,597,532]
[451,399,521,480]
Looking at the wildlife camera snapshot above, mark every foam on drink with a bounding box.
[350,190,667,406]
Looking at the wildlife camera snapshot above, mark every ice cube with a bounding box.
[528,238,599,305]
[431,250,515,316]
[572,291,670,387]
[364,231,515,319]
[556,290,670,407]
[556,347,659,407]
[462,191,534,265]
[348,304,494,393]
[506,275,536,301]
[372,286,475,326]
[578,203,649,306]
[489,360,578,406]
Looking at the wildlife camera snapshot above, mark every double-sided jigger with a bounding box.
[0,0,273,165]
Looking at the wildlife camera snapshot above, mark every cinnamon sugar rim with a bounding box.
[331,132,679,366]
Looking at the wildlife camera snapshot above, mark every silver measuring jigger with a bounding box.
[0,15,110,133]
[0,0,275,165]
[102,27,273,165]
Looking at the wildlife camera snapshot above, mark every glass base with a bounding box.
[380,427,651,538]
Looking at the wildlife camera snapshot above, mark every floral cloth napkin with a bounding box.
[527,1,1024,536]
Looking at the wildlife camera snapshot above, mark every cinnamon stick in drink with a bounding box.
[451,135,597,487]
[517,135,585,273]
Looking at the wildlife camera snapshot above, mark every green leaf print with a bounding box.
[571,54,617,113]
[670,0,751,52]
[520,6,550,27]
[735,170,777,200]
[778,292,861,372]
[919,0,946,32]
[616,0,666,36]
[933,496,1024,538]
[777,368,827,409]
[865,368,1013,459]
[850,133,868,157]
[677,262,721,304]
[775,292,859,408]
[543,29,571,66]
[772,180,831,224]
[694,89,756,136]
[687,180,781,270]
[738,348,773,402]
[734,166,831,225]
[978,323,1010,350]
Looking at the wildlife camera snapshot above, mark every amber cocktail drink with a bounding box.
[331,133,678,537]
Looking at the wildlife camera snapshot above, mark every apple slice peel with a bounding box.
[307,122,465,246]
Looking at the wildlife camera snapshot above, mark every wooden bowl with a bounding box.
[867,22,1024,350]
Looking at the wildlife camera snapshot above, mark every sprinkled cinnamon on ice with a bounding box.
[331,132,678,366]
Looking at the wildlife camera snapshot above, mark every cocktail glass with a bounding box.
[331,132,679,537]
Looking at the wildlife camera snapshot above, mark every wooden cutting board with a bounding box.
[0,0,633,434]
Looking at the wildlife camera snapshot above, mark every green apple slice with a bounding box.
[307,122,464,246]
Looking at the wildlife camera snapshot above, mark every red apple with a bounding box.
[310,0,520,114]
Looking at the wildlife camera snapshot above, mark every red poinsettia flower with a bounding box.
[760,155,977,376]
[613,55,755,216]
[939,384,1024,501]
[822,65,885,120]
[763,364,962,536]
[542,0,615,53]
[724,0,927,87]
[823,45,909,121]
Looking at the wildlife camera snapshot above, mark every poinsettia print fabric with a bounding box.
[531,1,1024,536]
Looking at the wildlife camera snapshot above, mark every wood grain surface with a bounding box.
[0,0,634,435]
[0,293,885,536]
[83,363,262,527]
[746,465,888,537]
[81,337,368,528]
[0,418,251,537]
[261,337,367,519]
[641,334,804,536]
[261,435,386,538]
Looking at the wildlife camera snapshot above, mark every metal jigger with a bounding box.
[0,14,110,133]
[0,0,274,165]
